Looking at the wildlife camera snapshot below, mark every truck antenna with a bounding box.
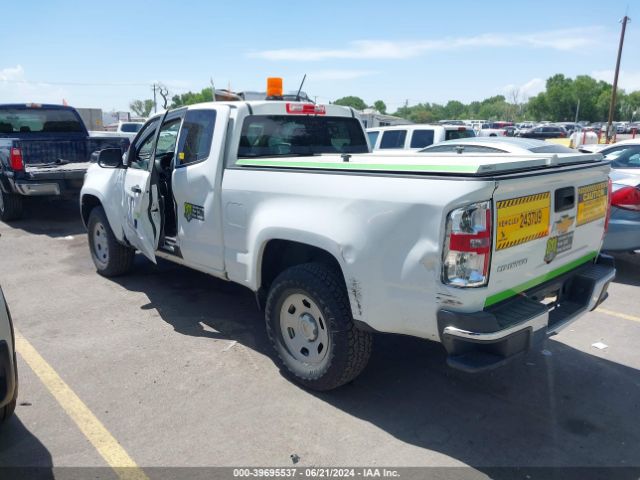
[295,74,307,101]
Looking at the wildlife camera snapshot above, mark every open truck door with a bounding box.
[122,110,183,262]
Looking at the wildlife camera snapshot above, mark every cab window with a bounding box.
[129,119,159,170]
[379,130,407,149]
[176,110,216,166]
[410,129,434,148]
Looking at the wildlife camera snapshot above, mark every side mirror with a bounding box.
[94,148,124,168]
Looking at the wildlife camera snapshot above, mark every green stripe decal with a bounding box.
[484,251,598,308]
[236,158,478,173]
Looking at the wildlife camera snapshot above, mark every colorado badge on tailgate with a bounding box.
[577,181,608,226]
[496,192,550,251]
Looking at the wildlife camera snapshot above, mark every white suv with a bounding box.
[367,124,475,151]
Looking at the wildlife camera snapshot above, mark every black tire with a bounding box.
[0,191,23,222]
[0,397,16,425]
[87,206,134,277]
[265,262,372,391]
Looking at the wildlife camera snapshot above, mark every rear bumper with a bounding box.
[8,167,87,197]
[15,181,61,196]
[438,254,615,373]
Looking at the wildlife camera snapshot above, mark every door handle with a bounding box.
[131,185,142,194]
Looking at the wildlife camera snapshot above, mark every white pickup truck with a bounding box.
[80,99,615,390]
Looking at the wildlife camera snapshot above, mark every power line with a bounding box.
[0,79,191,90]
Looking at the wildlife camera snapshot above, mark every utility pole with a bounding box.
[574,99,580,124]
[210,77,215,102]
[152,83,157,113]
[606,15,630,143]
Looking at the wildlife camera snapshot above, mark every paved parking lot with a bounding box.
[1,197,640,477]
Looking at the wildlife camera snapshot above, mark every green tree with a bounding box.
[333,96,368,111]
[443,100,465,119]
[373,100,387,114]
[129,99,155,117]
[171,87,214,108]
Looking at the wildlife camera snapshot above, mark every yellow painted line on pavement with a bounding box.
[596,307,640,324]
[14,329,148,480]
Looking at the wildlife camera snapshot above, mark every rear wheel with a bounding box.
[87,207,134,277]
[0,397,16,425]
[0,191,23,222]
[265,262,372,391]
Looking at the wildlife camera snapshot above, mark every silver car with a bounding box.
[0,285,17,425]
[600,141,640,252]
[419,136,575,154]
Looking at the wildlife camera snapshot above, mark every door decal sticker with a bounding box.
[184,202,205,222]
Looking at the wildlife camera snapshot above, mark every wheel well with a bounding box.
[259,240,345,306]
[81,194,101,226]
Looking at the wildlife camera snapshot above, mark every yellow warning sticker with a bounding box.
[577,181,608,226]
[496,192,551,251]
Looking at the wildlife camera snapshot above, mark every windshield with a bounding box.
[238,115,368,157]
[0,108,84,134]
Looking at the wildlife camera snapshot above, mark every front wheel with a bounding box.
[87,206,134,277]
[0,191,23,222]
[265,262,372,391]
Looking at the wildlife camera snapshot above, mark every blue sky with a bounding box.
[1,0,638,113]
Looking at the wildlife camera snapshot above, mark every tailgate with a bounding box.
[486,162,610,307]
[18,139,90,167]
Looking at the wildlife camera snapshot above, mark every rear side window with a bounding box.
[410,129,435,148]
[606,146,640,168]
[238,115,368,157]
[176,110,216,166]
[0,108,84,134]
[445,129,475,140]
[367,131,379,148]
[380,130,407,149]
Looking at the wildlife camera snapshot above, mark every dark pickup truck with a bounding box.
[0,103,129,221]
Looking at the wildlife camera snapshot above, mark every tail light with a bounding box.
[442,201,492,287]
[604,178,613,232]
[611,184,640,211]
[10,148,24,171]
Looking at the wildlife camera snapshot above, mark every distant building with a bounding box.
[357,108,412,128]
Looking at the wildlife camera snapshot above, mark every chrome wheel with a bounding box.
[92,221,109,268]
[279,293,330,370]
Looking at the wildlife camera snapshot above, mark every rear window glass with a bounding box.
[410,129,435,148]
[529,144,574,153]
[380,130,407,149]
[0,108,84,134]
[120,123,143,133]
[367,131,379,148]
[422,145,505,153]
[445,129,475,140]
[238,115,367,157]
[176,110,216,166]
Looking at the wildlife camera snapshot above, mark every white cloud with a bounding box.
[503,78,545,100]
[0,64,68,105]
[249,28,603,61]
[307,70,377,81]
[592,69,640,92]
[0,65,25,81]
